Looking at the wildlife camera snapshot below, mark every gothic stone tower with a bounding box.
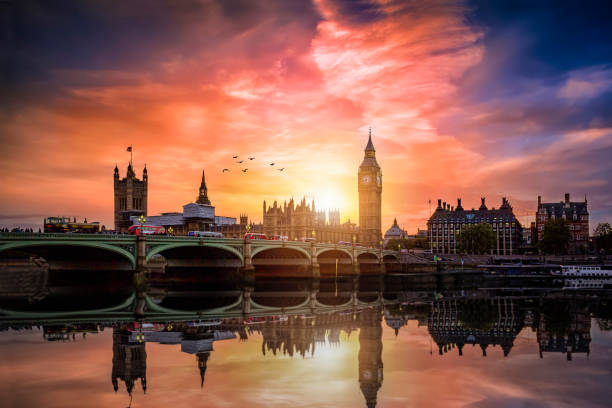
[358,131,382,247]
[114,163,148,232]
[196,170,211,205]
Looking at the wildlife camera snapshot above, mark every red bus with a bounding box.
[244,233,267,240]
[128,225,166,235]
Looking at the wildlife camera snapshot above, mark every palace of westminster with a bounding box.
[114,131,589,254]
[114,133,384,247]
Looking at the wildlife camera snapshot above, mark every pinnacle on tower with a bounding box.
[365,128,375,152]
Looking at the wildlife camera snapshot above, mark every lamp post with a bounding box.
[312,229,316,242]
[138,215,146,226]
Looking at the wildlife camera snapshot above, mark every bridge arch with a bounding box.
[251,245,311,261]
[316,247,353,261]
[383,252,401,261]
[145,242,244,263]
[0,241,136,269]
[383,252,402,274]
[356,251,380,260]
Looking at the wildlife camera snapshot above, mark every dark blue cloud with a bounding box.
[3,0,321,85]
[461,0,612,102]
[468,0,612,72]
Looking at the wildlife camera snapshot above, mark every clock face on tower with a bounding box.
[361,175,370,184]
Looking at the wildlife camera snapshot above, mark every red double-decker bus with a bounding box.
[128,225,166,235]
[244,233,267,240]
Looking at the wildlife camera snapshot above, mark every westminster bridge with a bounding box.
[0,232,403,275]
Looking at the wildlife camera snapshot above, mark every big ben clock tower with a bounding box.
[358,129,382,248]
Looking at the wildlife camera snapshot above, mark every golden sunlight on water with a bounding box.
[2,320,611,408]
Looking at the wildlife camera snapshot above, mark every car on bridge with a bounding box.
[269,235,289,241]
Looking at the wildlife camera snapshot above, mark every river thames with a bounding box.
[1,268,611,408]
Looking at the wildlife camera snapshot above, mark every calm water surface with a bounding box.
[1,269,611,408]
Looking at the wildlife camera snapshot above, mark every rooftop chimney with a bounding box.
[479,197,487,211]
[565,193,570,203]
[538,195,541,206]
[456,198,464,211]
[437,199,442,209]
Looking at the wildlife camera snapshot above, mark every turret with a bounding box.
[126,163,135,179]
[142,164,148,182]
[114,164,119,181]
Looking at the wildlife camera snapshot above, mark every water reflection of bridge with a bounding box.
[3,288,609,408]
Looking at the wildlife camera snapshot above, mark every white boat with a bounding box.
[558,265,612,277]
[558,265,612,289]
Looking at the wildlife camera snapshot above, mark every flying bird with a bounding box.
[241,169,248,173]
[269,163,275,166]
[248,157,255,160]
[237,160,244,164]
[232,155,239,159]
[278,168,285,171]
[222,169,229,172]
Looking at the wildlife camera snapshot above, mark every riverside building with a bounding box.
[427,197,523,255]
[535,193,589,254]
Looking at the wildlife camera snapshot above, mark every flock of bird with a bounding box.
[221,155,284,174]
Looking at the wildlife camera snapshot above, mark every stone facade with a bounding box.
[427,197,523,255]
[262,197,358,242]
[535,193,589,254]
[114,163,147,232]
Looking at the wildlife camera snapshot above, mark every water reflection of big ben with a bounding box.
[111,327,147,395]
[359,307,383,408]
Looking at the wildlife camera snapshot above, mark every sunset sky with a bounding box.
[2,0,612,232]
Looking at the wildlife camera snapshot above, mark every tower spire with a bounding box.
[196,169,211,205]
[365,128,375,152]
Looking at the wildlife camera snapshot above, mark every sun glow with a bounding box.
[315,187,346,212]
